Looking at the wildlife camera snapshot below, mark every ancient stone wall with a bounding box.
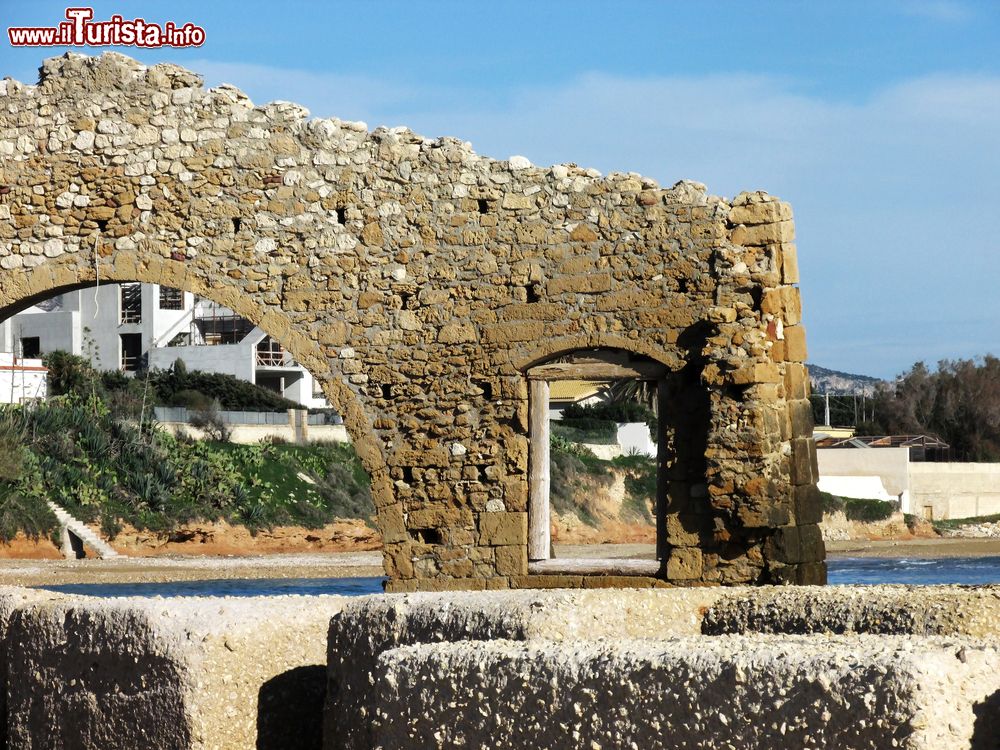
[0,52,822,589]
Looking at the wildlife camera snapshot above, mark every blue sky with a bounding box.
[2,1,998,379]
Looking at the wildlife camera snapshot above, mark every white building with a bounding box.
[0,352,47,404]
[0,283,327,409]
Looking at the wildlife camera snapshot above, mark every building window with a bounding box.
[120,284,142,324]
[159,286,183,310]
[120,333,142,372]
[20,337,40,358]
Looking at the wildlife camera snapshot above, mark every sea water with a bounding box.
[33,557,1000,598]
[38,576,386,598]
[827,556,1000,585]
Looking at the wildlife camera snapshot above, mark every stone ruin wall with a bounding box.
[0,53,823,590]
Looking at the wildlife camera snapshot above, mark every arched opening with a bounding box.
[0,272,387,561]
[525,347,680,577]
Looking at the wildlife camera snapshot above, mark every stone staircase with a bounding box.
[47,502,119,559]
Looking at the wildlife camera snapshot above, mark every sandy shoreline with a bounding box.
[0,551,385,587]
[824,537,1000,559]
[0,538,998,587]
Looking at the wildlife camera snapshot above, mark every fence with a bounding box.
[152,407,342,426]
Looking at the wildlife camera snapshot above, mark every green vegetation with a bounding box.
[843,498,896,523]
[820,356,1000,461]
[555,400,656,445]
[819,490,845,515]
[819,491,896,523]
[0,357,372,540]
[612,453,656,524]
[548,436,657,527]
[549,437,610,526]
[0,413,57,542]
[930,513,1000,532]
[43,352,301,413]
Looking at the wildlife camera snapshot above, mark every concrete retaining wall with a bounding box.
[703,585,1000,636]
[910,462,1000,520]
[324,589,724,750]
[7,595,348,750]
[373,636,1000,749]
[817,447,910,497]
[6,587,1000,749]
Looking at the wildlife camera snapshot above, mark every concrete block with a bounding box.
[373,635,1000,749]
[0,587,69,750]
[8,595,348,750]
[704,585,1000,637]
[324,588,725,750]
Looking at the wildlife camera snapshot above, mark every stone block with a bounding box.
[477,511,526,546]
[794,483,823,525]
[8,595,348,750]
[0,588,68,750]
[545,272,612,296]
[666,546,703,580]
[784,362,811,400]
[324,589,725,750]
[372,635,1000,749]
[730,220,795,247]
[728,200,792,226]
[789,397,814,438]
[728,361,781,385]
[784,324,808,362]
[765,523,824,565]
[494,545,527,576]
[780,242,800,283]
[790,437,816,485]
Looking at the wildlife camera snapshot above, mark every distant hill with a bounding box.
[806,364,883,395]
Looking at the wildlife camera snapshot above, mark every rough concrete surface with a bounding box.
[325,588,724,750]
[0,587,70,750]
[374,635,1000,750]
[7,594,348,750]
[704,585,1000,636]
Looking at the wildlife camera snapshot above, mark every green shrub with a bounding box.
[561,400,654,424]
[844,498,895,523]
[819,491,845,515]
[551,420,617,444]
[136,364,300,412]
[612,453,656,523]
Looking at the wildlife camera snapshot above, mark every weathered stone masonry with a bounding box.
[0,53,823,590]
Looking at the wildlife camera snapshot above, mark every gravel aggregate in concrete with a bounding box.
[374,635,1000,749]
[705,584,1000,636]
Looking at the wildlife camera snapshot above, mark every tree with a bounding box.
[865,356,1000,461]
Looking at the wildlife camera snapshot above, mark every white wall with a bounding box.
[617,422,656,457]
[817,447,910,496]
[817,475,895,502]
[159,422,349,445]
[0,353,47,403]
[149,341,256,382]
[1,309,81,358]
[909,462,1000,520]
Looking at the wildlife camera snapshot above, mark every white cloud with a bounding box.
[899,0,974,23]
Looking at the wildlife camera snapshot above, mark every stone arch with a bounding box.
[0,51,824,589]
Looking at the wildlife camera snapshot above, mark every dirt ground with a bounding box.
[0,519,381,562]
